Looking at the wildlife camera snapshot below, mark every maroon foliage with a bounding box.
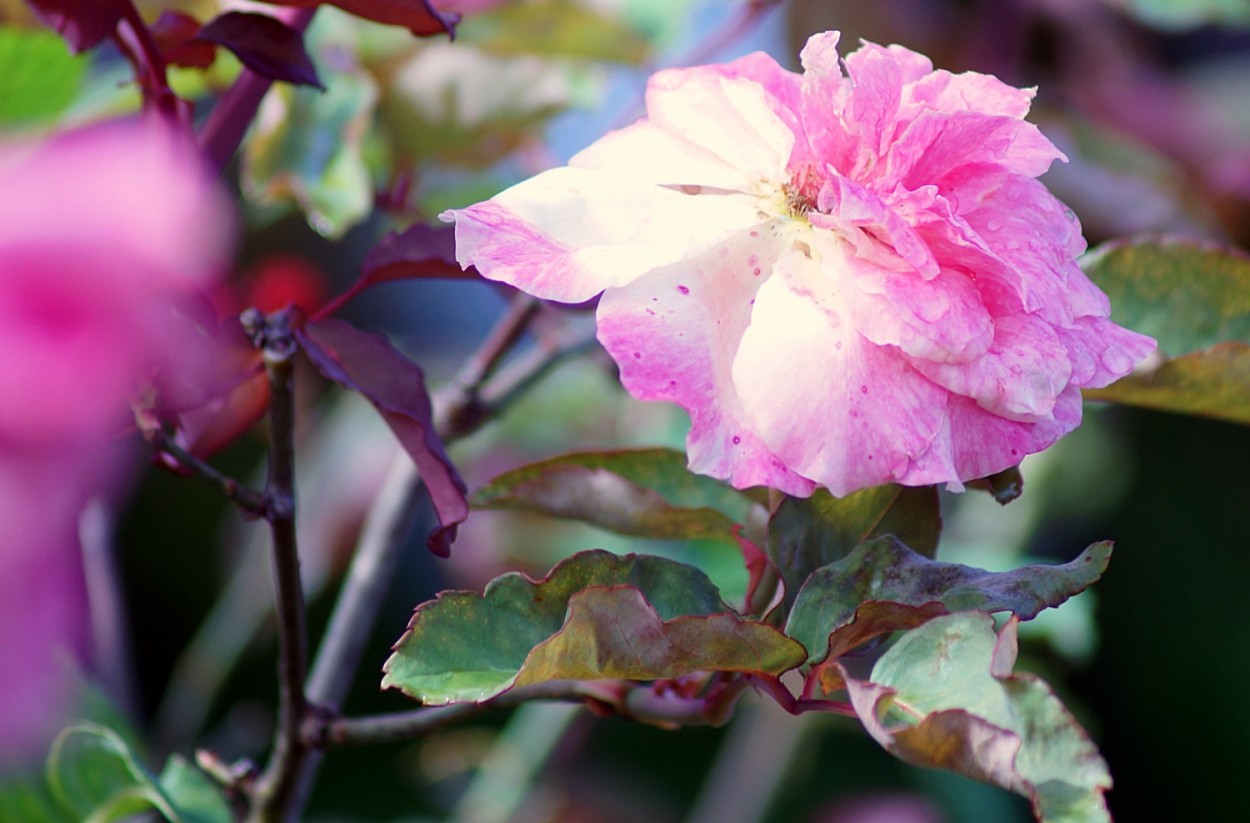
[257,0,458,37]
[197,12,322,89]
[25,0,129,52]
[296,317,468,556]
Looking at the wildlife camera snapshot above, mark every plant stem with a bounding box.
[306,682,605,748]
[198,7,316,174]
[115,1,184,124]
[151,428,269,517]
[246,311,311,823]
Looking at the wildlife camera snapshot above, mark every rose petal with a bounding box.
[443,167,763,302]
[596,228,815,496]
[731,249,952,496]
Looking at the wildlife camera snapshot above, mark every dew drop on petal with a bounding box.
[860,385,868,394]
[677,285,690,295]
[732,436,741,444]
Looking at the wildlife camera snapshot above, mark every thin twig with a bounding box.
[115,1,183,123]
[306,682,605,749]
[151,428,269,517]
[79,499,139,723]
[247,311,312,823]
[198,7,316,174]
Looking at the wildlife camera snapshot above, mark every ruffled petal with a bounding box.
[731,248,951,497]
[642,63,795,190]
[809,227,995,365]
[443,167,764,302]
[910,314,1072,421]
[596,227,815,495]
[1055,315,1158,388]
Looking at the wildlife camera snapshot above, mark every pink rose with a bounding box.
[0,119,232,762]
[444,31,1155,497]
[0,120,232,446]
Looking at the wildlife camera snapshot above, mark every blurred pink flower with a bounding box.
[445,31,1155,497]
[0,119,232,762]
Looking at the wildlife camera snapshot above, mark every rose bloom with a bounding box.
[0,120,231,762]
[445,31,1155,497]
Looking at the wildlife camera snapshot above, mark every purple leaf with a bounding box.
[296,317,468,556]
[196,12,323,90]
[362,223,477,286]
[257,0,458,37]
[26,0,128,52]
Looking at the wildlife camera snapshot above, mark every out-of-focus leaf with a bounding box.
[1081,238,1250,355]
[1085,342,1250,424]
[360,223,475,285]
[149,11,215,69]
[383,549,802,705]
[768,485,940,614]
[841,613,1111,822]
[257,0,457,36]
[0,773,78,823]
[376,40,576,169]
[0,26,85,125]
[296,317,467,556]
[45,724,176,822]
[786,536,1111,666]
[473,448,765,544]
[1111,0,1250,29]
[1081,238,1250,423]
[196,12,321,88]
[25,0,126,51]
[462,0,651,63]
[156,757,231,823]
[241,63,377,237]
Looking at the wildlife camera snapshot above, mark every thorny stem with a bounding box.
[198,7,316,174]
[246,309,312,823]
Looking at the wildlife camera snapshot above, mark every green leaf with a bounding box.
[841,613,1111,823]
[1081,238,1250,423]
[46,724,176,823]
[382,550,803,705]
[786,537,1111,665]
[44,725,229,823]
[472,448,764,543]
[0,26,86,127]
[461,0,653,64]
[1081,238,1250,355]
[241,66,378,237]
[767,485,941,614]
[157,757,232,823]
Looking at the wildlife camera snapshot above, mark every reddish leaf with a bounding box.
[26,0,127,52]
[297,317,467,556]
[257,0,458,37]
[150,11,215,70]
[362,223,476,285]
[196,12,322,89]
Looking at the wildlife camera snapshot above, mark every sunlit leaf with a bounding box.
[768,485,940,614]
[383,550,802,705]
[196,12,322,88]
[257,0,457,36]
[841,613,1111,822]
[0,26,86,125]
[473,448,764,543]
[787,536,1111,666]
[297,317,468,556]
[241,64,377,237]
[1081,238,1250,423]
